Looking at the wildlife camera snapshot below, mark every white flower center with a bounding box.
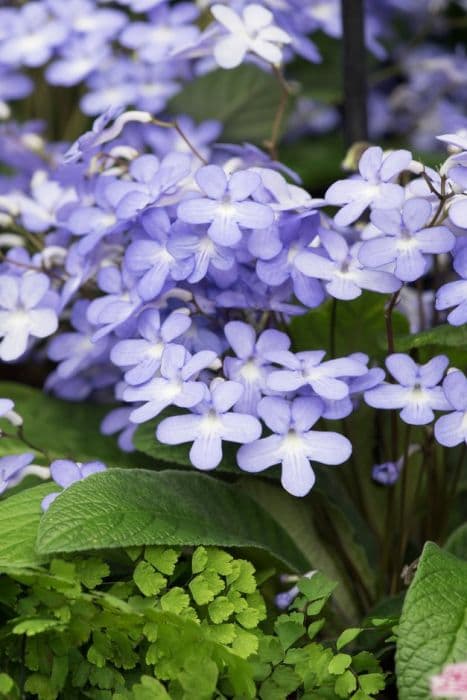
[199,410,222,436]
[240,360,261,381]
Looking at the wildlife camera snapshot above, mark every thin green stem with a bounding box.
[265,66,292,160]
[395,424,412,575]
[330,298,338,357]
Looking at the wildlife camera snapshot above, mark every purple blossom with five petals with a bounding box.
[47,300,109,380]
[167,221,235,284]
[434,370,467,447]
[211,4,291,69]
[0,272,59,361]
[237,396,352,497]
[256,214,325,308]
[359,198,455,282]
[267,349,367,400]
[177,165,274,246]
[124,209,193,300]
[87,266,142,341]
[364,353,451,425]
[325,146,412,226]
[108,153,192,220]
[111,308,191,385]
[123,343,216,423]
[41,459,107,511]
[295,228,401,300]
[156,378,262,471]
[223,321,291,414]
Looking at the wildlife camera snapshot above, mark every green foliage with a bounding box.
[0,483,56,567]
[394,323,467,364]
[36,468,309,572]
[396,542,467,699]
[0,381,143,468]
[168,65,292,144]
[290,293,409,360]
[0,546,385,699]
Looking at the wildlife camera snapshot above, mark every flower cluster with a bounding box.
[0,100,465,498]
[0,0,348,118]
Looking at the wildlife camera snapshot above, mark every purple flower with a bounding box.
[16,172,77,234]
[325,146,412,226]
[211,4,291,69]
[0,453,46,495]
[124,209,193,301]
[372,445,418,485]
[120,4,200,63]
[295,228,401,300]
[167,221,235,284]
[223,321,291,414]
[177,165,273,246]
[0,397,22,427]
[358,198,455,282]
[64,175,124,255]
[41,459,107,511]
[256,213,325,307]
[0,4,67,68]
[87,266,142,341]
[108,153,191,220]
[101,406,137,453]
[435,247,467,326]
[267,349,367,401]
[434,370,467,447]
[0,272,59,361]
[123,343,216,423]
[156,378,261,470]
[237,396,352,497]
[364,354,451,425]
[47,300,109,379]
[320,354,385,420]
[63,108,152,163]
[111,308,191,385]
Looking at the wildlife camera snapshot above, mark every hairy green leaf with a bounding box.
[0,483,55,567]
[396,542,467,699]
[37,469,309,572]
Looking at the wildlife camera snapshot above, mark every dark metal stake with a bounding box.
[341,0,368,147]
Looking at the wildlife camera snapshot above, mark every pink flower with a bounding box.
[431,662,467,699]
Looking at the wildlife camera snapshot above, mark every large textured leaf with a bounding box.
[0,483,55,567]
[396,542,467,700]
[168,65,291,144]
[37,469,309,572]
[0,381,142,468]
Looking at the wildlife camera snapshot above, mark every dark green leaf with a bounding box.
[0,483,55,567]
[37,469,309,572]
[168,65,291,144]
[0,381,143,468]
[395,324,467,351]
